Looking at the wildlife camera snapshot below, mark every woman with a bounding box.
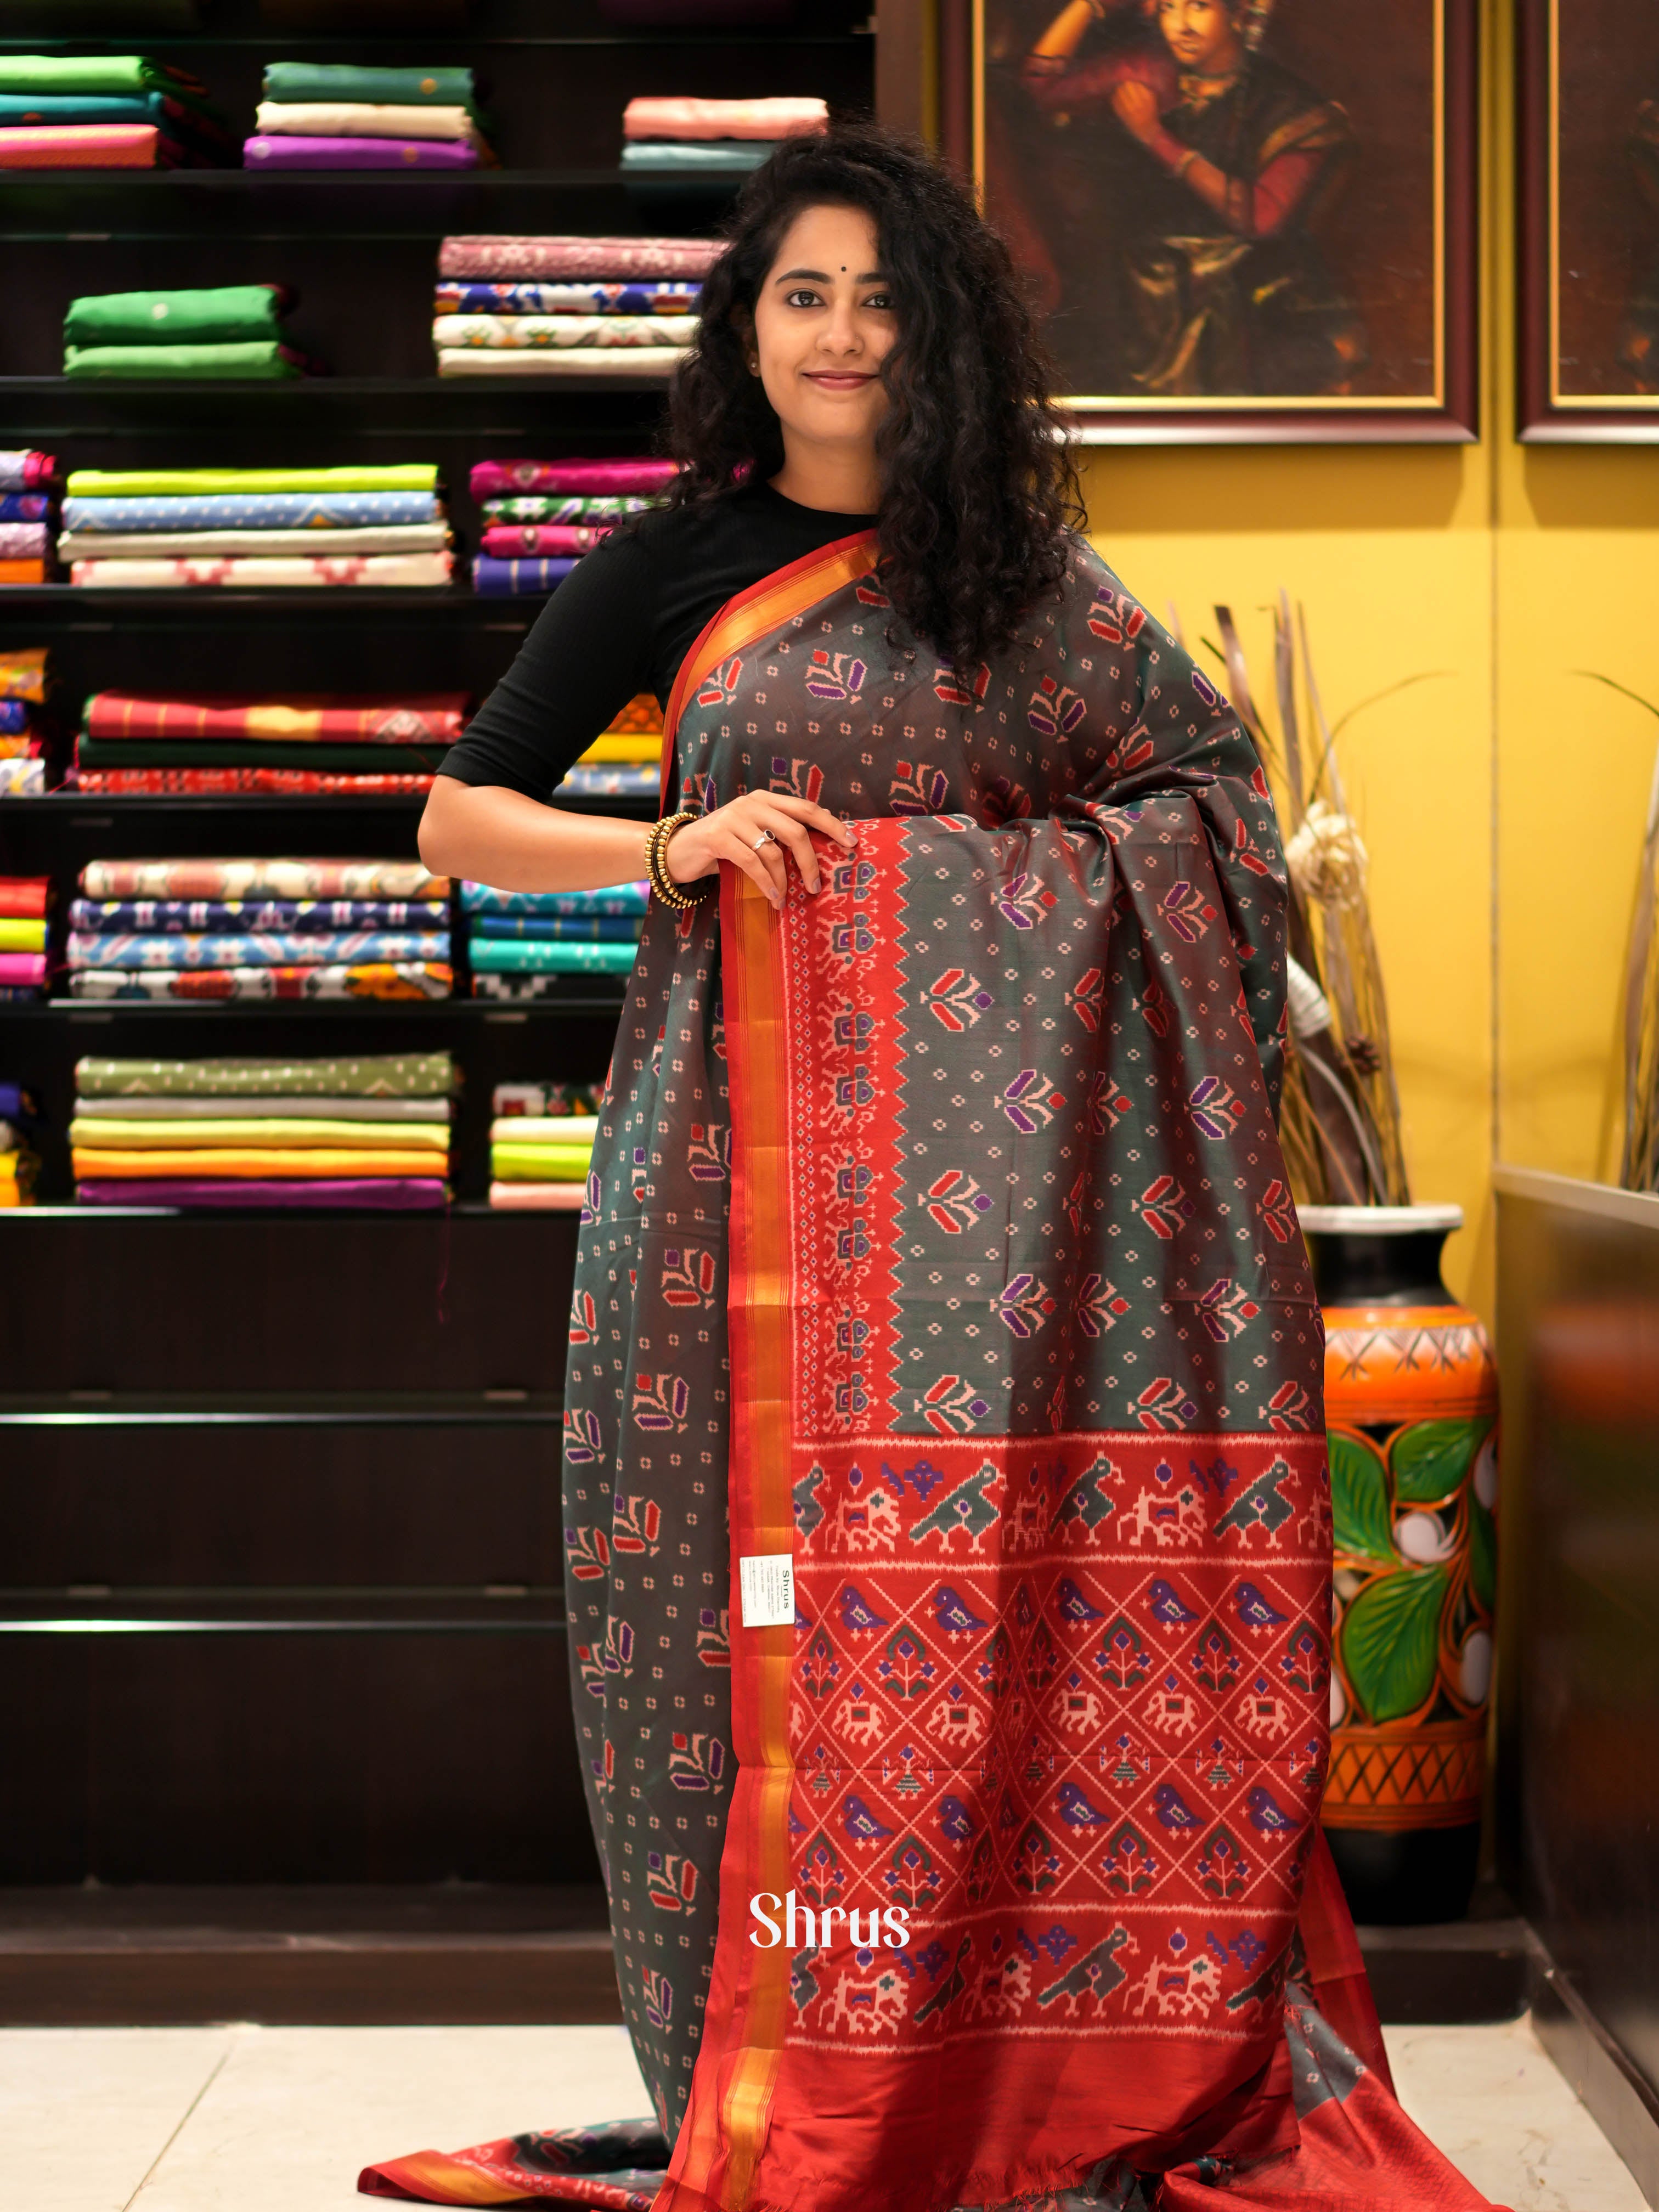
[1017,0,1364,396]
[363,124,1491,2212]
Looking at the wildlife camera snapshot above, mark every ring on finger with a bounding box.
[752,829,776,851]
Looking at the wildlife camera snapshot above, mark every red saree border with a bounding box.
[658,530,881,812]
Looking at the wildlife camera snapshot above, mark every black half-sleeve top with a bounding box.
[438,482,878,802]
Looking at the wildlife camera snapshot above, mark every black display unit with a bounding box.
[0,0,874,2019]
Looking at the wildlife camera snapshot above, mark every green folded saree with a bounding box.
[261,61,473,106]
[66,465,439,497]
[0,55,208,103]
[75,1051,458,1099]
[65,342,301,381]
[490,1143,593,1181]
[65,287,287,350]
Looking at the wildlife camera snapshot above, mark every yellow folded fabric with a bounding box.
[488,1115,599,1144]
[490,1144,592,1181]
[72,1147,442,1179]
[577,733,663,764]
[70,1116,450,1152]
[0,917,47,951]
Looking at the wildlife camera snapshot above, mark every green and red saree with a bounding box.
[362,537,1499,2212]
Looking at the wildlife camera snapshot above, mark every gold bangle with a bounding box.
[648,810,716,910]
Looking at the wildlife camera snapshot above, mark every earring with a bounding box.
[748,356,760,375]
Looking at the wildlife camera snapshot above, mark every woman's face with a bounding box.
[748,202,896,458]
[1155,0,1245,74]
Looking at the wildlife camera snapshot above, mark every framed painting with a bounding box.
[1519,0,1659,438]
[945,0,1478,441]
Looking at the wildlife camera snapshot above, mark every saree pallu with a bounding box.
[81,859,444,900]
[472,555,579,594]
[71,769,435,795]
[439,236,720,281]
[70,897,448,932]
[67,929,449,968]
[67,962,452,1001]
[62,524,449,559]
[461,881,649,916]
[66,465,437,498]
[439,283,702,316]
[366,533,1500,2212]
[75,1049,456,1096]
[70,552,452,587]
[432,315,700,349]
[65,491,441,529]
[469,458,677,500]
[440,351,684,380]
[76,1175,448,1210]
[482,523,612,557]
[247,136,479,170]
[84,692,465,742]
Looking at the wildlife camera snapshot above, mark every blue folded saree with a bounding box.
[63,491,440,531]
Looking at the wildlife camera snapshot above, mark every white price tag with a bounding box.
[739,1552,796,1628]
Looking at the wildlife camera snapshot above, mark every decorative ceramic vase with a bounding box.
[1299,1203,1498,1925]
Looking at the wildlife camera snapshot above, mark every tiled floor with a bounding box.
[3,2015,1646,2212]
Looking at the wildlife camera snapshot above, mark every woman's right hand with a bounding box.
[664,790,856,911]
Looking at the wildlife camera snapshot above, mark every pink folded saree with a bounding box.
[0,123,183,168]
[438,235,720,280]
[622,95,826,140]
[469,457,679,500]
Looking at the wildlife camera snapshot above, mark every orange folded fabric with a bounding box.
[72,1147,442,1179]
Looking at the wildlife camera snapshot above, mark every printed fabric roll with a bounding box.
[65,490,441,530]
[246,136,479,172]
[64,341,307,381]
[67,963,454,1001]
[67,929,450,969]
[461,881,648,916]
[481,494,657,523]
[438,349,683,380]
[432,314,697,349]
[622,94,826,139]
[469,457,677,500]
[0,125,181,169]
[71,898,449,932]
[262,61,475,105]
[471,913,641,941]
[61,524,448,560]
[479,523,611,557]
[70,1115,450,1152]
[81,859,446,901]
[75,1049,457,1097]
[69,768,435,795]
[438,235,720,281]
[76,1176,449,1210]
[437,282,700,315]
[70,552,453,588]
[488,1181,584,1210]
[0,57,208,99]
[0,523,47,558]
[0,453,55,493]
[66,465,438,498]
[469,937,637,973]
[471,555,578,595]
[84,692,466,742]
[0,495,49,521]
[64,285,290,348]
[73,1145,445,1178]
[253,101,477,140]
[75,736,451,772]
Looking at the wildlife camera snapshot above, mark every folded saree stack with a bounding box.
[0,877,50,998]
[0,454,59,586]
[63,285,321,381]
[620,93,825,176]
[61,464,453,589]
[246,60,495,171]
[66,688,467,795]
[0,644,50,793]
[434,233,717,381]
[0,53,237,170]
[555,690,663,797]
[0,1082,42,1205]
[71,1049,457,1209]
[64,857,453,1000]
[469,455,676,596]
[489,1079,601,1209]
[464,876,646,998]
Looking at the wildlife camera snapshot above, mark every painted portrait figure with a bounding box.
[995,0,1366,397]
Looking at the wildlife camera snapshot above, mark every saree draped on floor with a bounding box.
[362,538,1500,2212]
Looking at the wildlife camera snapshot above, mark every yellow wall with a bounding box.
[1076,0,1659,1323]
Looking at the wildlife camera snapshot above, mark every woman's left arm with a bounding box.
[1112,90,1331,238]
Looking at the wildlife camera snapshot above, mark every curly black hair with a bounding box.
[664,120,1084,673]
